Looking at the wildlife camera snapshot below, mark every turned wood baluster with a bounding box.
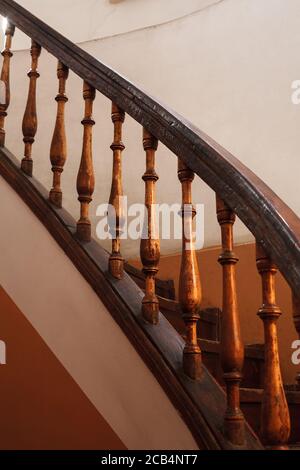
[216,197,244,445]
[21,40,41,176]
[0,19,15,147]
[256,243,290,449]
[140,129,160,324]
[76,81,95,242]
[49,61,69,207]
[178,160,202,379]
[292,291,300,389]
[108,103,125,279]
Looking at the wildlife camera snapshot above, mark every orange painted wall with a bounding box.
[0,286,126,450]
[130,242,299,384]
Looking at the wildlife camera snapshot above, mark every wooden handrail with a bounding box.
[0,145,263,450]
[0,0,299,450]
[0,0,299,295]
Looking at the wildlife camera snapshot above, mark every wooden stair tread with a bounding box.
[240,387,300,403]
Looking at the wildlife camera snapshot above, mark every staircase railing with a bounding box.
[0,0,299,449]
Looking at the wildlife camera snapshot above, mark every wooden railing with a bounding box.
[0,0,299,449]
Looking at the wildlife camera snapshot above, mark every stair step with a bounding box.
[158,295,221,341]
[289,443,300,450]
[158,294,265,389]
[240,388,300,445]
[125,263,176,300]
[200,341,264,389]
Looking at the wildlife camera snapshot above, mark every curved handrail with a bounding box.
[0,0,299,293]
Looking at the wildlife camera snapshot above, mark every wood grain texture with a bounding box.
[241,387,300,447]
[0,0,299,295]
[140,129,160,324]
[256,243,291,449]
[0,0,298,451]
[108,103,125,279]
[76,81,95,242]
[0,19,15,147]
[21,39,41,176]
[0,146,263,450]
[178,159,202,380]
[292,291,300,389]
[49,60,69,208]
[216,196,245,445]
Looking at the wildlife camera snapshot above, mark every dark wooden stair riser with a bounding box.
[240,388,300,445]
[200,342,264,390]
[159,296,264,389]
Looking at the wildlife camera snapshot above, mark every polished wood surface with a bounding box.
[49,61,69,208]
[1,0,300,451]
[256,243,291,449]
[21,39,41,176]
[0,0,299,296]
[178,159,202,379]
[0,19,15,147]
[241,387,300,446]
[108,103,125,279]
[0,145,264,450]
[216,196,245,445]
[76,81,95,242]
[292,291,300,389]
[140,129,160,324]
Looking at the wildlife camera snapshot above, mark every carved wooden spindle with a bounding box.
[108,103,125,279]
[49,61,69,207]
[216,197,245,445]
[292,291,300,389]
[256,243,291,449]
[76,81,95,242]
[178,159,202,380]
[21,40,41,176]
[0,19,15,147]
[140,129,160,324]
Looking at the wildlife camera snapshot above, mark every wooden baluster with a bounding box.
[49,61,69,207]
[256,243,290,449]
[108,103,125,279]
[140,129,160,324]
[21,40,41,176]
[292,291,300,389]
[0,19,15,147]
[216,197,245,445]
[76,81,95,242]
[178,160,202,379]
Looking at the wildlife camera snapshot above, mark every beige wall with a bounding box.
[4,0,220,49]
[1,0,299,259]
[0,175,198,450]
[130,242,299,384]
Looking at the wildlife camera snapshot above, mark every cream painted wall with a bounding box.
[1,0,300,259]
[0,175,198,450]
[2,0,221,50]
